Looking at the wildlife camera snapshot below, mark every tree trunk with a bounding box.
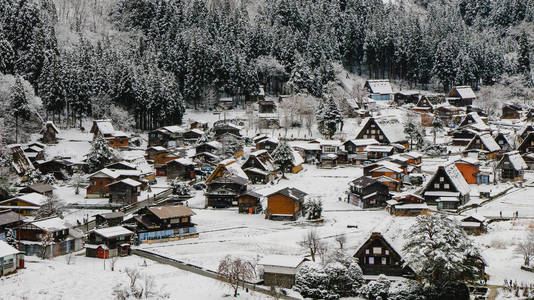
[15,116,18,143]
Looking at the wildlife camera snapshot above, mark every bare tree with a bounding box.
[335,234,346,249]
[40,232,54,259]
[65,253,75,265]
[217,255,256,297]
[125,267,141,288]
[515,230,534,267]
[70,174,85,195]
[299,229,325,262]
[35,195,65,220]
[110,257,118,271]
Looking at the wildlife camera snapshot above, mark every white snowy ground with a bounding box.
[0,254,271,300]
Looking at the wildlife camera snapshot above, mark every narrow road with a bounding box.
[132,249,299,300]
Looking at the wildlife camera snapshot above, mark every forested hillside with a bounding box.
[1,0,534,136]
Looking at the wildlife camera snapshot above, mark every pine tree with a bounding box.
[9,76,31,143]
[316,97,343,139]
[272,140,294,179]
[432,115,444,145]
[518,32,531,76]
[403,213,485,288]
[86,136,117,172]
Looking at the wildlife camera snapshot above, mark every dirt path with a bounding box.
[486,285,500,300]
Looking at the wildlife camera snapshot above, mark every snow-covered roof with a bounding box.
[501,151,528,171]
[291,150,304,166]
[355,117,406,144]
[162,125,185,134]
[258,255,307,268]
[450,86,476,99]
[112,131,129,138]
[206,141,223,149]
[93,226,133,238]
[189,128,204,135]
[113,169,142,177]
[10,193,48,206]
[31,217,68,232]
[175,158,196,166]
[478,134,500,152]
[453,157,479,166]
[444,163,470,196]
[148,146,167,152]
[366,80,393,94]
[376,175,399,183]
[41,121,59,134]
[94,120,115,135]
[462,214,487,223]
[371,161,403,174]
[88,168,120,179]
[424,191,460,197]
[291,142,321,151]
[364,145,394,152]
[345,139,379,147]
[108,178,141,187]
[0,240,20,257]
[394,203,428,210]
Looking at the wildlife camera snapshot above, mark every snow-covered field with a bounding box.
[0,254,270,300]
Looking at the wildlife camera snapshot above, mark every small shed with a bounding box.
[364,80,394,101]
[266,187,307,220]
[107,179,141,205]
[0,240,24,276]
[460,214,487,235]
[95,212,125,227]
[238,190,262,214]
[20,183,55,197]
[40,121,59,144]
[259,255,309,288]
[86,226,134,258]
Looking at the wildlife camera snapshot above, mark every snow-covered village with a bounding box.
[2,0,534,299]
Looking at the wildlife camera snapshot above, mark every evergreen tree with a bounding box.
[518,32,531,76]
[431,115,444,145]
[86,136,117,172]
[272,140,294,179]
[404,120,424,150]
[403,214,485,288]
[9,76,31,143]
[316,97,343,139]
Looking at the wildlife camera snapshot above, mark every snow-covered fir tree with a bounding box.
[86,135,117,172]
[402,213,485,288]
[9,76,31,143]
[271,140,294,178]
[316,96,343,139]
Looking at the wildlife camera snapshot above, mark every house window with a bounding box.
[373,247,382,255]
[385,250,389,255]
[498,140,504,145]
[368,257,374,264]
[365,249,370,254]
[440,177,444,182]
[371,129,376,134]
[434,183,440,189]
[364,135,368,139]
[382,257,387,265]
[444,183,450,189]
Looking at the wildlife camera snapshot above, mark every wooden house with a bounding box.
[190,121,208,131]
[216,132,245,156]
[0,210,25,241]
[258,99,276,114]
[518,132,534,154]
[0,240,23,276]
[446,86,476,107]
[434,104,464,126]
[458,112,487,129]
[453,158,480,184]
[355,117,408,147]
[259,255,309,288]
[518,125,534,143]
[354,232,413,277]
[318,140,342,168]
[183,129,204,143]
[364,80,394,101]
[386,193,428,216]
[364,145,396,160]
[421,164,470,209]
[451,128,479,146]
[213,123,241,137]
[242,150,276,184]
[501,103,522,119]
[348,176,391,208]
[195,141,222,155]
[19,217,83,258]
[291,142,321,163]
[522,153,534,170]
[0,193,48,216]
[107,179,141,205]
[525,108,534,122]
[395,91,420,105]
[494,132,513,152]
[368,161,404,192]
[206,159,248,184]
[86,168,120,198]
[131,205,198,244]
[148,125,185,148]
[206,176,248,208]
[460,214,487,235]
[412,95,434,113]
[266,187,307,221]
[23,144,45,162]
[238,190,262,214]
[36,159,74,180]
[464,134,500,159]
[8,144,34,176]
[497,151,527,182]
[192,152,219,165]
[94,212,125,227]
[256,138,279,153]
[20,183,55,197]
[86,226,133,258]
[165,158,196,181]
[40,121,59,144]
[90,120,129,148]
